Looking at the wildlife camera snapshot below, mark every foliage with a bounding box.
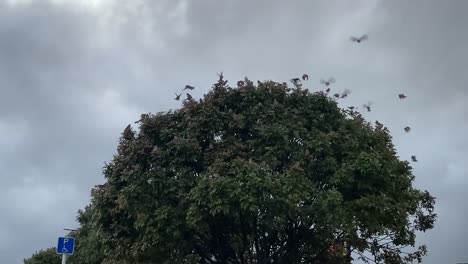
[66,205,106,264]
[24,248,61,264]
[26,76,436,264]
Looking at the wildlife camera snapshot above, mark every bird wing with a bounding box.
[350,36,358,41]
[329,77,336,83]
[359,34,368,41]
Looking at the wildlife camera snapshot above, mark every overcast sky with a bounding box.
[0,0,466,263]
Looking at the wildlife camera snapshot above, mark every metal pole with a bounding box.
[61,228,75,264]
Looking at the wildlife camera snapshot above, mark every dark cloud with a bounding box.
[0,1,145,262]
[0,0,466,263]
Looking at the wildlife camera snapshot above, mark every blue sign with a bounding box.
[56,237,75,255]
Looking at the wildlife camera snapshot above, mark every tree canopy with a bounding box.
[26,76,436,264]
[24,248,61,264]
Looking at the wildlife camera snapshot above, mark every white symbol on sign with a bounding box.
[62,238,69,253]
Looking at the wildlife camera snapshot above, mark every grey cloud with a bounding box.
[0,1,150,262]
[0,0,466,263]
[373,0,468,103]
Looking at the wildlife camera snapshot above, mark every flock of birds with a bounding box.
[173,34,418,163]
[174,72,230,102]
[174,84,195,101]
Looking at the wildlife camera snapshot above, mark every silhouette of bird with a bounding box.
[237,80,245,87]
[123,124,134,140]
[320,77,335,86]
[184,85,195,90]
[363,101,372,112]
[348,106,355,110]
[186,93,193,101]
[350,34,368,43]
[290,78,302,88]
[404,126,411,133]
[302,74,309,81]
[291,78,301,84]
[174,92,182,101]
[340,89,351,98]
[325,87,331,93]
[411,155,418,162]
[333,93,340,98]
[398,94,407,99]
[243,77,253,86]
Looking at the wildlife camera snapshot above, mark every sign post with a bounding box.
[56,236,75,264]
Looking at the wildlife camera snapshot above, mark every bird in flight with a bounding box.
[325,87,331,93]
[340,89,351,98]
[237,80,245,87]
[398,93,407,99]
[290,78,302,88]
[174,93,182,101]
[291,77,301,83]
[411,155,418,162]
[302,74,309,81]
[350,34,368,43]
[320,77,335,86]
[333,93,340,98]
[363,102,372,112]
[184,85,195,90]
[404,126,411,133]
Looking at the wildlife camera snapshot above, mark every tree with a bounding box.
[30,76,436,263]
[24,248,61,264]
[66,205,106,264]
